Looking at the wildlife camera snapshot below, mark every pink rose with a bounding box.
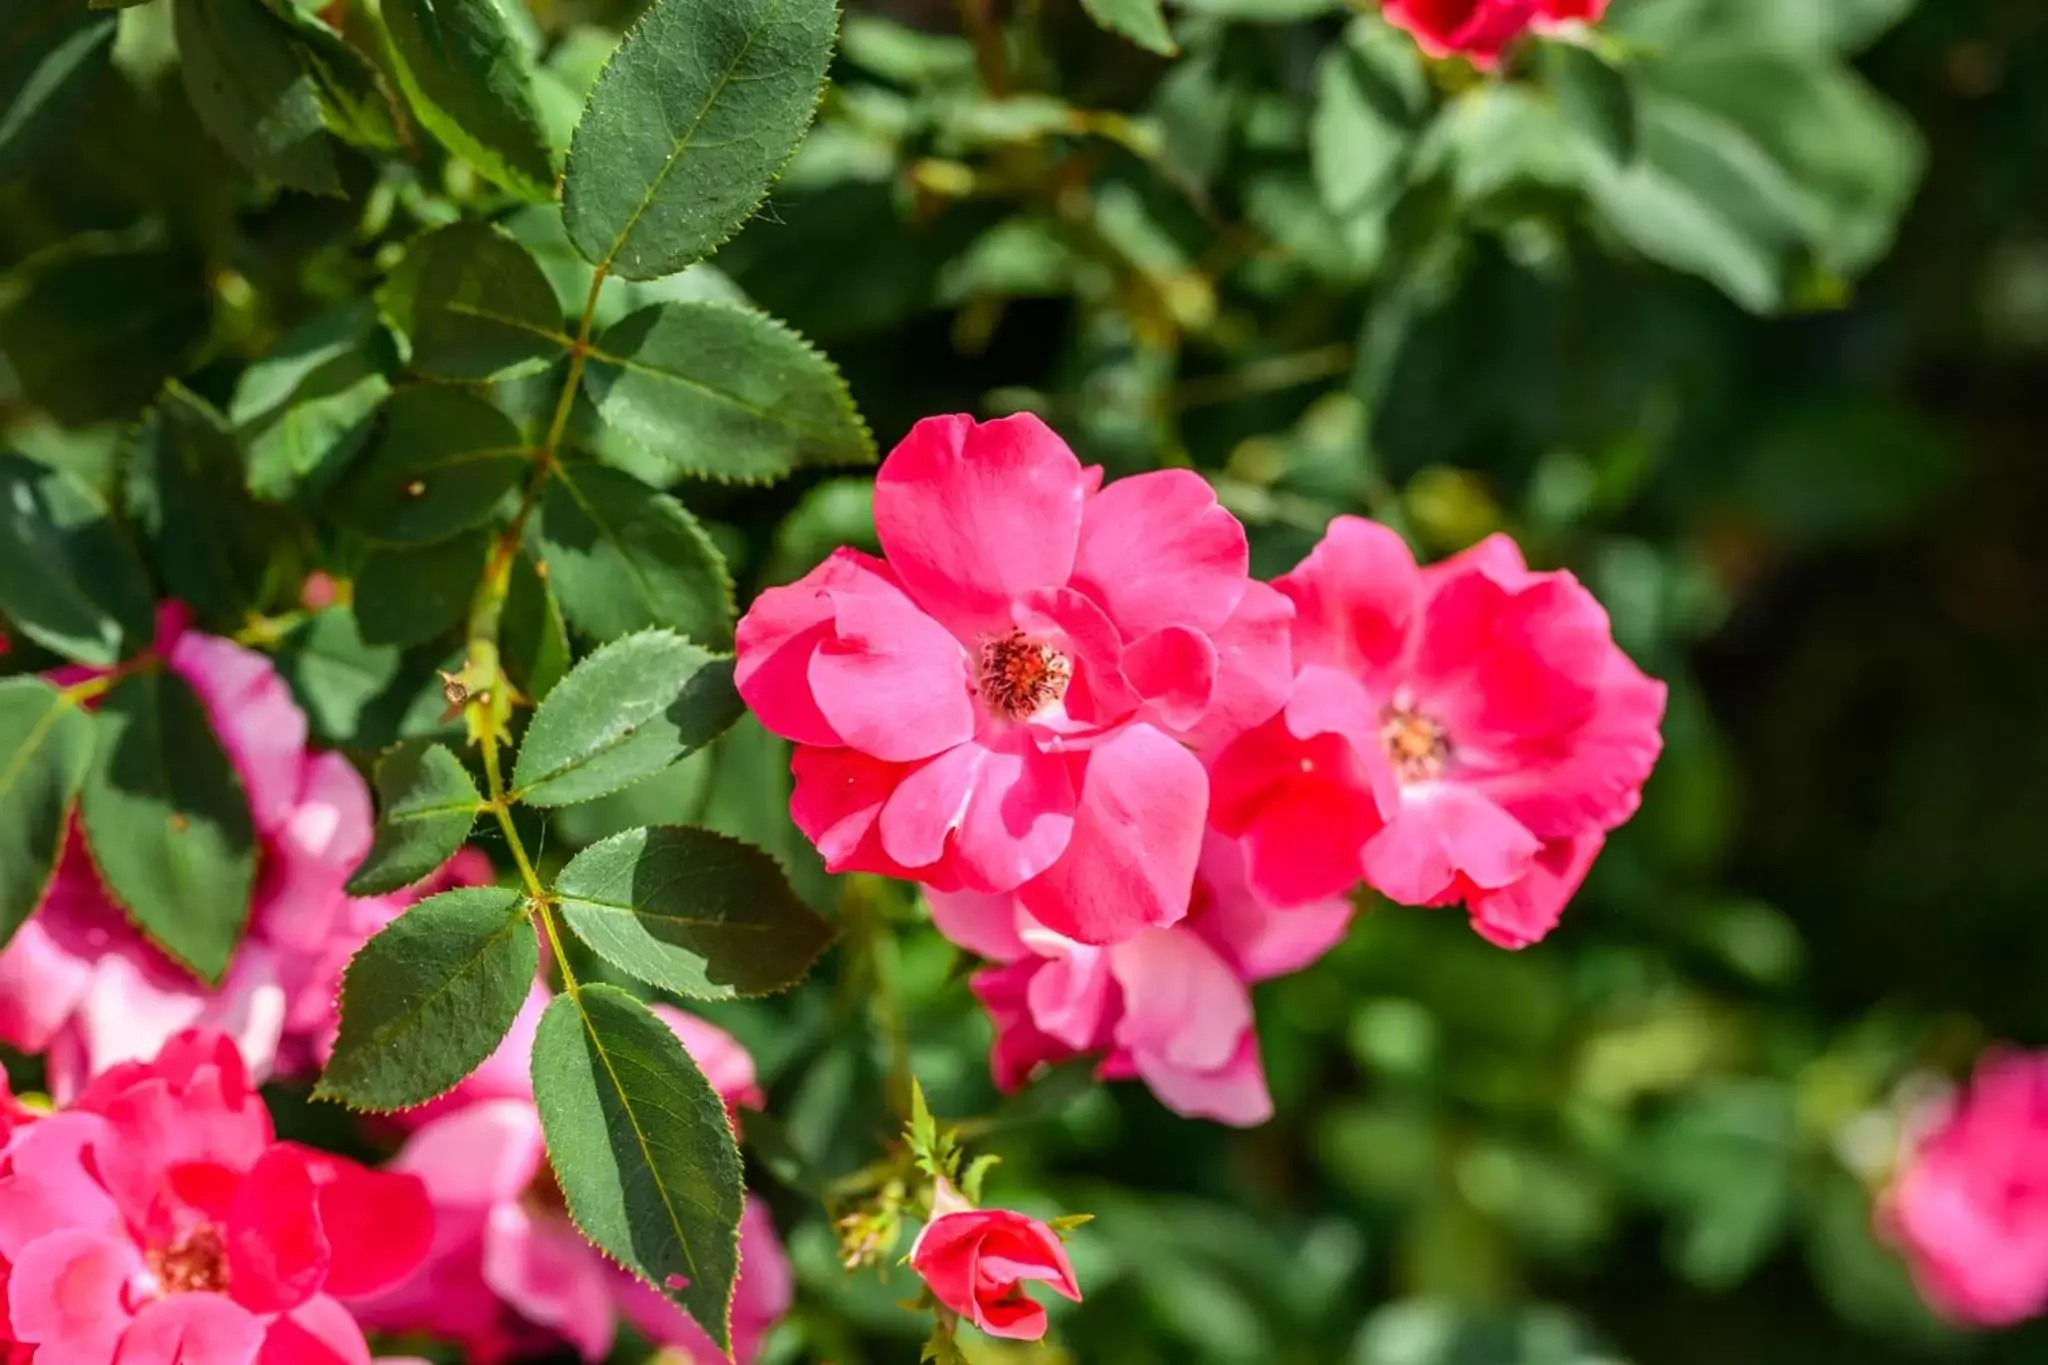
[933,835,1352,1126]
[1382,0,1543,69]
[0,1030,431,1364]
[0,604,489,1097]
[910,1182,1081,1341]
[736,413,1289,946]
[1882,1051,2048,1327]
[1536,0,1608,25]
[1211,521,1663,948]
[348,996,792,1364]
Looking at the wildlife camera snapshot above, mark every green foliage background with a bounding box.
[4,0,2045,1358]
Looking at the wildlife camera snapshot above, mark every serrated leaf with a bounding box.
[380,0,554,198]
[381,221,567,381]
[175,0,344,192]
[317,885,535,1109]
[1079,0,1176,56]
[561,0,838,279]
[279,0,407,153]
[1545,40,1637,167]
[79,671,257,983]
[531,984,743,1350]
[128,388,280,628]
[276,606,404,743]
[0,451,157,666]
[0,0,116,181]
[354,529,491,647]
[347,741,483,895]
[232,302,396,503]
[510,631,743,807]
[333,387,530,543]
[501,549,570,703]
[536,462,734,647]
[556,825,832,1000]
[580,302,872,483]
[0,678,94,951]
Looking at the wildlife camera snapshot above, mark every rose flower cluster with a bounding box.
[1381,0,1609,71]
[736,413,1667,1125]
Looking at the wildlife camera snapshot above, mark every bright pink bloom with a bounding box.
[349,996,791,1364]
[1882,1051,2048,1327]
[0,1030,430,1365]
[910,1181,1080,1341]
[933,836,1351,1126]
[1211,521,1663,948]
[0,604,490,1097]
[1536,0,1608,25]
[736,414,1287,945]
[1382,0,1542,68]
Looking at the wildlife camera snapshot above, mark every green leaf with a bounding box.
[347,741,484,895]
[332,386,530,543]
[1545,39,1637,167]
[381,221,567,381]
[0,452,157,666]
[0,679,95,952]
[380,0,554,198]
[175,0,344,192]
[354,529,492,647]
[280,2,407,153]
[275,606,404,743]
[580,302,873,483]
[555,825,832,1000]
[501,548,570,703]
[510,630,743,807]
[1078,0,1176,56]
[79,671,257,983]
[0,0,116,180]
[317,885,536,1110]
[536,462,734,647]
[232,301,396,503]
[128,388,280,627]
[1311,19,1426,223]
[531,983,744,1350]
[561,0,839,280]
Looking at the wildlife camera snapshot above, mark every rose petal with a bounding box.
[117,1295,266,1365]
[1070,469,1248,638]
[1361,783,1541,907]
[226,1148,332,1313]
[810,587,974,762]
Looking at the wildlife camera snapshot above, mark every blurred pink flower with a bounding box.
[1883,1051,2048,1327]
[1536,0,1608,26]
[1382,0,1543,69]
[0,604,490,1097]
[1211,520,1663,948]
[736,413,1287,945]
[349,995,791,1364]
[0,1030,431,1364]
[933,835,1352,1126]
[910,1180,1080,1342]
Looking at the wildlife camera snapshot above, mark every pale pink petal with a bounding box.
[971,962,1084,1090]
[1070,470,1248,638]
[169,632,309,837]
[480,1204,616,1361]
[878,744,981,870]
[117,1295,266,1365]
[255,1298,371,1365]
[1180,580,1294,751]
[8,1228,142,1362]
[0,1116,124,1257]
[1108,930,1248,1073]
[1121,626,1218,734]
[256,753,373,954]
[394,1101,547,1207]
[947,737,1078,895]
[0,830,119,1055]
[873,414,1088,635]
[1275,516,1420,683]
[809,587,974,762]
[1362,784,1541,906]
[1017,725,1206,945]
[1127,1030,1272,1127]
[1024,942,1115,1053]
[1462,831,1603,950]
[650,1007,762,1113]
[1189,835,1355,982]
[734,549,902,747]
[926,888,1029,963]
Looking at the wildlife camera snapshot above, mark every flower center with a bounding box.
[149,1224,229,1295]
[977,629,1072,722]
[1380,705,1449,783]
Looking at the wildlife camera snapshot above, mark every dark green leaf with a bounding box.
[0,678,95,951]
[501,548,570,703]
[79,671,257,983]
[510,630,743,807]
[1311,19,1426,222]
[355,528,491,647]
[0,451,157,666]
[380,0,554,198]
[175,0,344,192]
[333,387,529,543]
[232,301,396,503]
[580,302,872,483]
[317,885,535,1109]
[128,387,280,627]
[275,606,405,742]
[560,0,838,279]
[347,740,484,895]
[279,1,407,153]
[1079,0,1176,56]
[0,0,116,180]
[1545,40,1637,167]
[381,221,567,381]
[531,984,743,1350]
[556,825,832,1000]
[536,462,734,646]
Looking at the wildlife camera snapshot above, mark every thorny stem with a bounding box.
[476,700,581,997]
